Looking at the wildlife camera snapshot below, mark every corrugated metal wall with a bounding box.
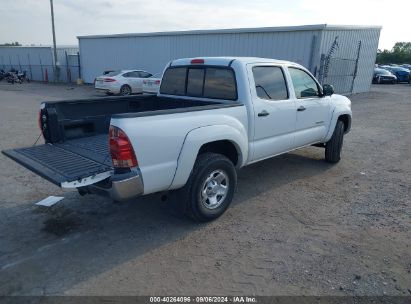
[78,26,380,93]
[79,30,322,83]
[319,28,380,93]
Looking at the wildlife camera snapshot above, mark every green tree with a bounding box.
[0,42,21,46]
[376,42,411,64]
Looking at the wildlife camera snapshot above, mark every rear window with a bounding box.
[160,68,187,95]
[105,71,121,76]
[187,69,204,96]
[160,66,237,100]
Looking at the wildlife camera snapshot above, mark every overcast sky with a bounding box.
[0,0,409,50]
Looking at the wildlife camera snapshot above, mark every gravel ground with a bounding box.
[0,82,410,296]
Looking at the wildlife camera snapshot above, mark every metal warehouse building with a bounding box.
[0,46,79,82]
[78,24,381,94]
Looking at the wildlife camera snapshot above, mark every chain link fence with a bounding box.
[319,57,357,94]
[1,52,80,83]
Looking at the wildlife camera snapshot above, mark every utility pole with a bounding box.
[50,0,59,81]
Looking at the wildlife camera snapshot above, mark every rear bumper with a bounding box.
[86,169,144,201]
[95,83,121,94]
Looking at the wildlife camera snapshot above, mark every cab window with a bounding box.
[160,66,237,100]
[288,68,320,99]
[252,66,288,100]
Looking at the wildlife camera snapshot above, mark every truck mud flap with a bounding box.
[2,135,113,188]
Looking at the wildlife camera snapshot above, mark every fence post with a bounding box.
[350,41,362,94]
[65,51,69,83]
[27,53,33,80]
[18,54,22,72]
[39,55,44,82]
[77,51,81,80]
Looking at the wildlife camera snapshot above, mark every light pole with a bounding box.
[50,0,59,81]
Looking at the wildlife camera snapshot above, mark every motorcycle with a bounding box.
[6,72,22,84]
[17,70,30,83]
[0,69,6,81]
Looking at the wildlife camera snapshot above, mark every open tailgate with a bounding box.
[2,135,113,188]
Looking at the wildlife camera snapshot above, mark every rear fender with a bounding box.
[169,124,248,190]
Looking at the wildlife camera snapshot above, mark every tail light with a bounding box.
[104,77,116,82]
[38,111,42,132]
[38,110,46,136]
[109,125,138,168]
[154,80,161,84]
[191,58,204,64]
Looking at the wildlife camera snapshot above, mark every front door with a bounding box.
[287,67,330,147]
[248,64,297,162]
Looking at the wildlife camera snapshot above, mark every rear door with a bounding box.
[248,64,297,161]
[287,67,330,147]
[2,135,113,188]
[123,71,142,93]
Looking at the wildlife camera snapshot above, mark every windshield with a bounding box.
[375,69,391,75]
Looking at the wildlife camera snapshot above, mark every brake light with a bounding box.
[104,78,116,82]
[38,111,42,132]
[38,110,46,136]
[109,125,138,168]
[154,80,161,84]
[191,58,204,64]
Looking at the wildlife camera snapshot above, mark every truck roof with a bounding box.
[171,57,303,68]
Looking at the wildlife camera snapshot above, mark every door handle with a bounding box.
[258,110,270,117]
[297,106,306,112]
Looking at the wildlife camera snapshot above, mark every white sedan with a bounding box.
[95,70,155,95]
[142,76,161,94]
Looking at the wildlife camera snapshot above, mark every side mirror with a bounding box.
[323,84,334,96]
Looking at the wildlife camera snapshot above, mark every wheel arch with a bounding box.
[324,110,352,142]
[169,124,248,190]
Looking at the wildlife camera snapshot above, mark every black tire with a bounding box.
[172,152,237,222]
[325,120,345,163]
[120,84,132,96]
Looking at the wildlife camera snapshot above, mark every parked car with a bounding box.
[372,68,397,84]
[142,75,161,94]
[382,66,410,83]
[400,64,411,71]
[103,70,115,75]
[95,70,154,95]
[3,57,352,222]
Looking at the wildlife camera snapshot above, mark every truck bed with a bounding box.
[40,95,228,144]
[3,94,242,188]
[3,135,111,187]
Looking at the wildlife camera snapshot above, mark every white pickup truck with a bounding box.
[3,57,352,222]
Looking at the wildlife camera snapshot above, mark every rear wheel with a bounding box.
[120,84,132,96]
[171,152,237,222]
[325,120,345,163]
